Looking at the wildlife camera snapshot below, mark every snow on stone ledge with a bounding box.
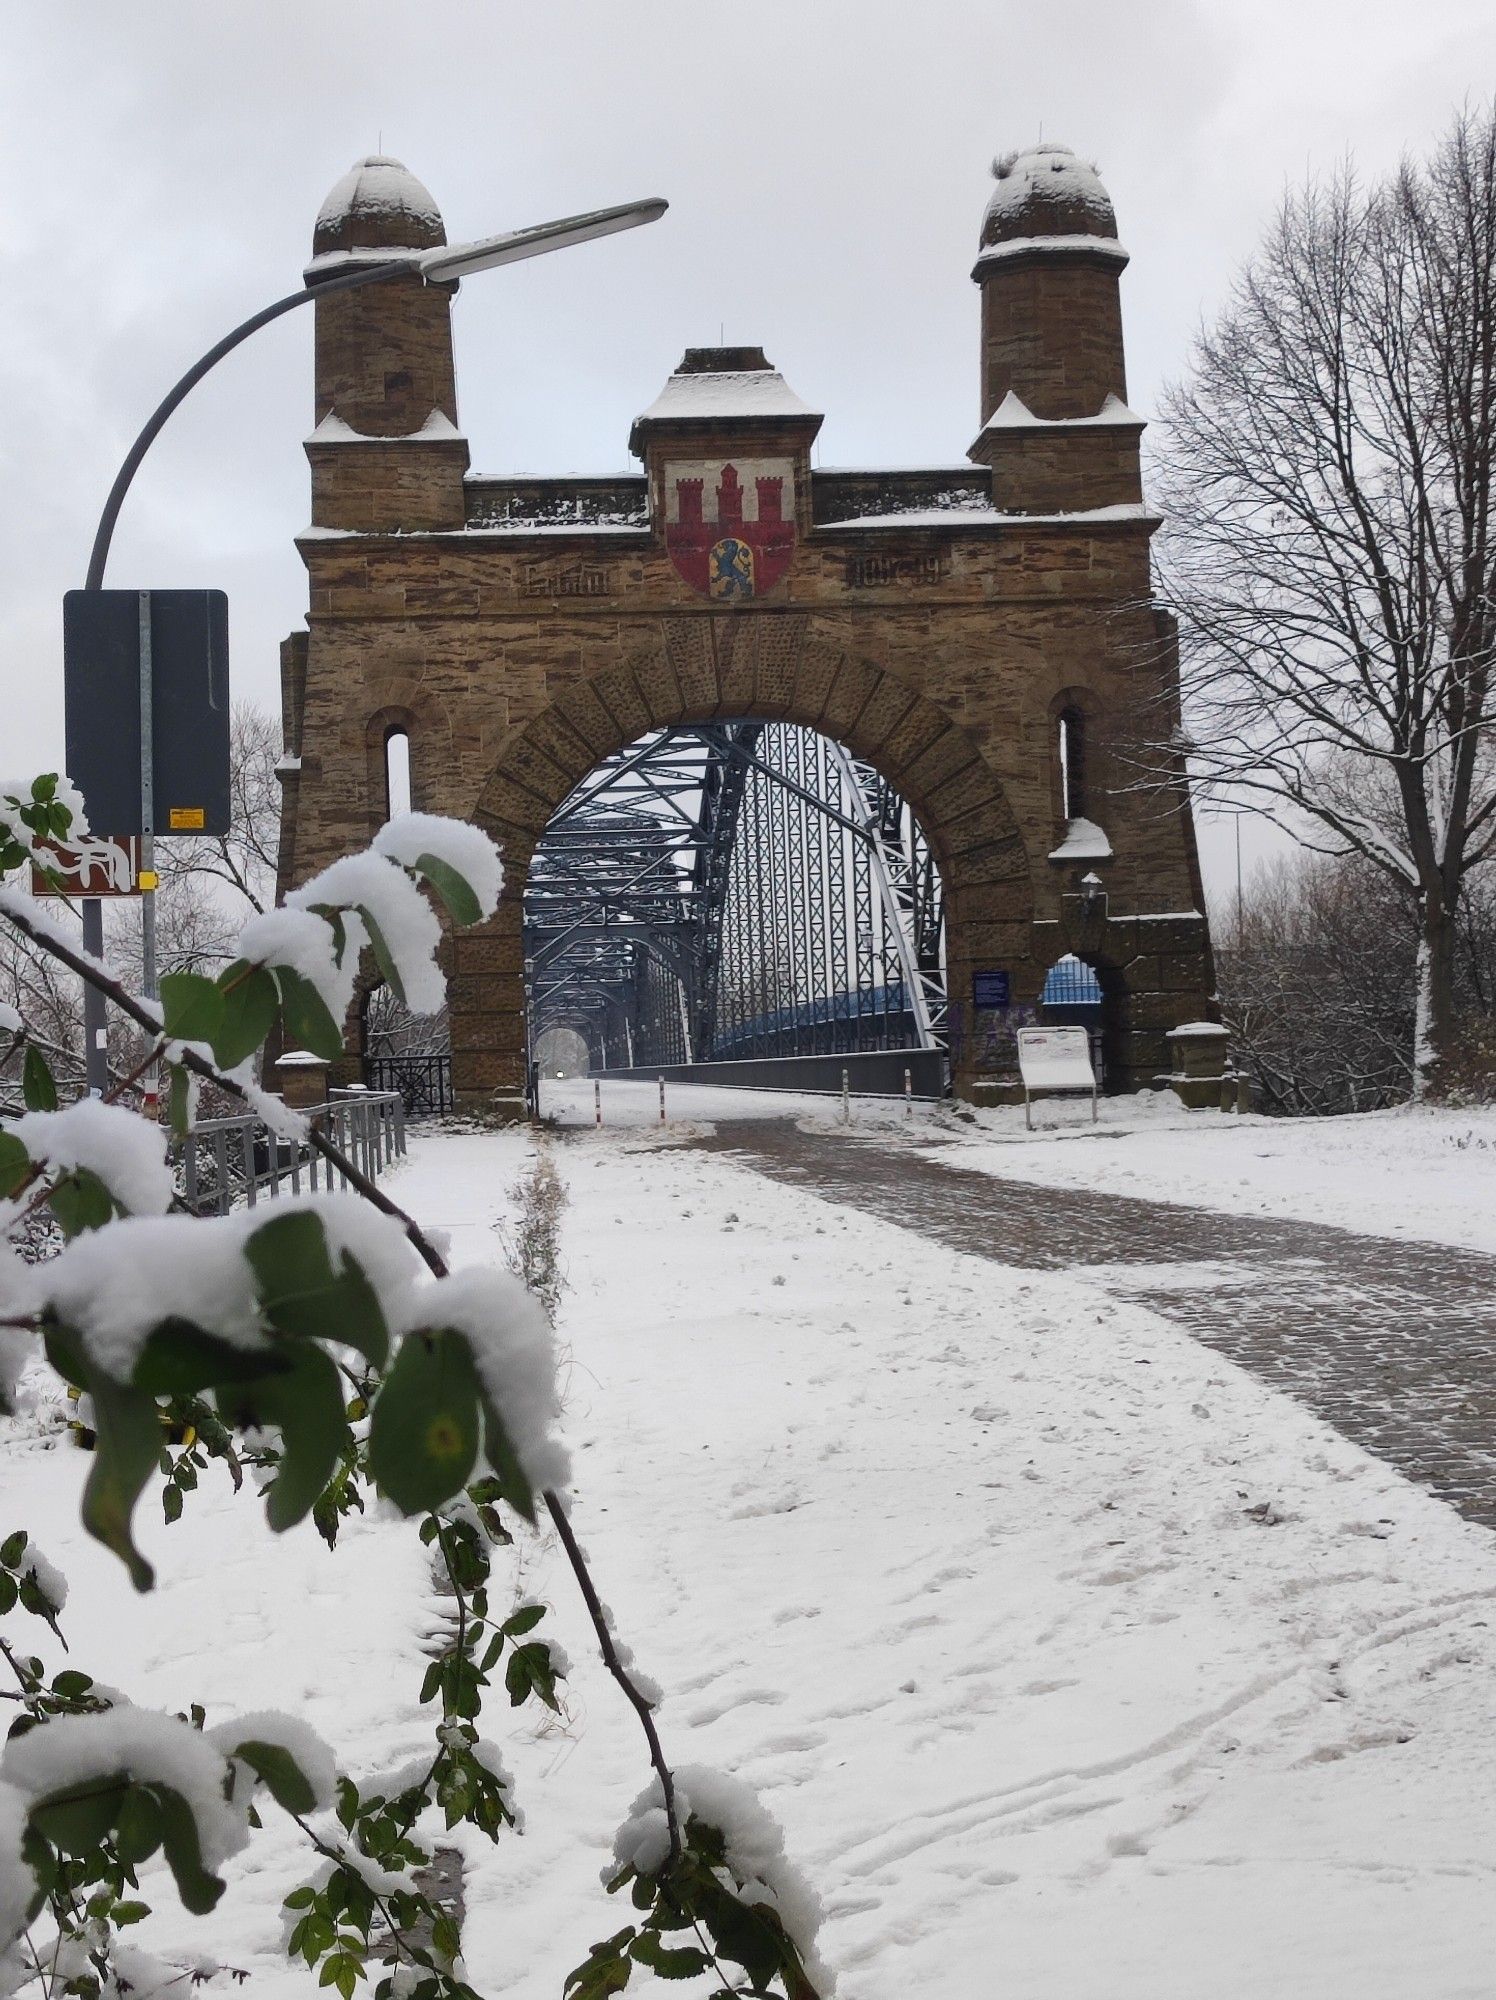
[1048,817,1114,862]
[827,502,1151,531]
[1167,1019,1230,1038]
[983,390,1144,430]
[974,233,1129,269]
[306,410,464,445]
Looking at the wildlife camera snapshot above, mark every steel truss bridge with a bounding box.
[524,722,947,1074]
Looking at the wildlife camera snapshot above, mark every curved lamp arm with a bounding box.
[83,194,667,590]
[85,259,411,591]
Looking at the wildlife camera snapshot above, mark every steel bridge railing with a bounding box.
[173,1090,406,1217]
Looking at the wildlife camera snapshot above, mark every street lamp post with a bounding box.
[76,195,668,1095]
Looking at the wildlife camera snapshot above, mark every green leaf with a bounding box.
[478,1391,536,1525]
[0,1529,26,1568]
[114,1784,165,1866]
[133,1319,286,1396]
[42,1322,89,1392]
[245,1210,389,1367]
[48,1168,118,1238]
[565,1931,636,2000]
[155,1784,225,1914]
[502,1603,546,1638]
[0,1132,31,1198]
[22,1045,57,1112]
[368,1329,481,1514]
[29,1778,125,1855]
[273,966,343,1062]
[163,1482,184,1525]
[228,1738,322,1816]
[413,852,483,927]
[212,963,279,1069]
[629,1934,710,1980]
[219,1343,350,1533]
[359,907,406,1007]
[81,1375,162,1591]
[159,971,225,1049]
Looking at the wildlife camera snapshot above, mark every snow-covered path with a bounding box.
[5,1113,1496,1997]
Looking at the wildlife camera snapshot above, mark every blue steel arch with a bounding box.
[523,720,946,1071]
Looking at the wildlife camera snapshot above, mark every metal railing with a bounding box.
[173,1090,406,1217]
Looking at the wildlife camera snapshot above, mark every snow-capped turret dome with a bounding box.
[980,144,1116,250]
[312,155,446,259]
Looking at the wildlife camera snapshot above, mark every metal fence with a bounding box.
[363,1054,453,1118]
[173,1090,405,1217]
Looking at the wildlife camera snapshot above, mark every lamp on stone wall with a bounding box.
[1080,870,1105,916]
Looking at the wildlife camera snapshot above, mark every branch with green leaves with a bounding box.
[0,774,828,1999]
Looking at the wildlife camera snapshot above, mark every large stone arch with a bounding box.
[450,615,1037,1110]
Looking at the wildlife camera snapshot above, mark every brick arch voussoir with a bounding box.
[475,632,1034,928]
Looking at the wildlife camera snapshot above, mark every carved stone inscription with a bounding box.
[521,561,613,599]
[842,551,949,588]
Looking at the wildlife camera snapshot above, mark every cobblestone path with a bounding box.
[691,1121,1496,1529]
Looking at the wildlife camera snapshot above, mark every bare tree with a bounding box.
[1152,107,1496,1095]
[153,701,279,918]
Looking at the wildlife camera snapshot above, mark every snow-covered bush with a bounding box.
[0,774,827,2000]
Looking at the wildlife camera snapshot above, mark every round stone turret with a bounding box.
[972,142,1129,424]
[980,144,1116,250]
[311,155,447,264]
[306,155,466,522]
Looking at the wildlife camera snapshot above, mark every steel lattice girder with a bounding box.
[523,722,946,1067]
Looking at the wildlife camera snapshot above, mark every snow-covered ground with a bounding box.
[550,1074,1496,1255]
[4,1100,1496,1997]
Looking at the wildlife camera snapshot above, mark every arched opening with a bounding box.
[1057,705,1086,822]
[1038,951,1128,1091]
[384,726,412,820]
[522,719,949,1093]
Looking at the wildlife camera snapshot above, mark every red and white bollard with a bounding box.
[658,1075,666,1124]
[594,1078,602,1127]
[904,1066,912,1117]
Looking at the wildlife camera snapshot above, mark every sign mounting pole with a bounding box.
[138,592,158,1110]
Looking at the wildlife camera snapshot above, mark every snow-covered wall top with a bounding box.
[981,143,1116,249]
[312,155,446,257]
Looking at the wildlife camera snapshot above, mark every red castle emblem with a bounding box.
[664,459,796,600]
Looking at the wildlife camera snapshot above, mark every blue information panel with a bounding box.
[972,969,1011,1009]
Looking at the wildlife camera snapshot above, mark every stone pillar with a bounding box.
[275,1051,331,1110]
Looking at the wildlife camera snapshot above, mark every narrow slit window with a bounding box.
[1058,707,1086,821]
[384,728,411,820]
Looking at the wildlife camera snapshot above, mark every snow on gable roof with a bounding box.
[635,367,818,425]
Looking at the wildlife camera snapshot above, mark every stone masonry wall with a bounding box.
[283,502,1214,1110]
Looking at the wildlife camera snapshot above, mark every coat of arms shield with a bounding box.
[663,458,796,599]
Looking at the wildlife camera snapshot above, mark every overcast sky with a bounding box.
[4,0,1494,915]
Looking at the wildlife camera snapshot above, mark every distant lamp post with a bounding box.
[73,194,668,1095]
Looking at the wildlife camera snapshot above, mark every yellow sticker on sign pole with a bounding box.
[168,807,206,830]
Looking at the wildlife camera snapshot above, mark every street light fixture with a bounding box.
[75,192,668,1094]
